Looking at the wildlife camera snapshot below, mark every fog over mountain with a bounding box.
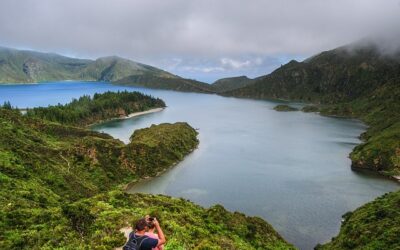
[0,0,400,82]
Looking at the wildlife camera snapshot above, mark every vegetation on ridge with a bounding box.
[224,43,400,177]
[221,41,400,249]
[273,104,298,112]
[26,91,165,126]
[115,73,215,93]
[0,47,213,93]
[316,191,400,249]
[0,103,292,249]
[211,76,254,93]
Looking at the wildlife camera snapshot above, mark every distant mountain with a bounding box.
[211,75,254,93]
[224,42,400,178]
[0,47,212,92]
[115,74,215,93]
[78,55,175,82]
[224,43,400,103]
[222,43,400,249]
[0,46,92,83]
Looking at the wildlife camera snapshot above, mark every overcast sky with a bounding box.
[0,0,399,82]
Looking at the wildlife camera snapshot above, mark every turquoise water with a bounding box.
[1,81,398,249]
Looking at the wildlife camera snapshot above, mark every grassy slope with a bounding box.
[0,47,213,93]
[211,76,254,93]
[77,56,174,82]
[225,45,400,103]
[316,82,400,249]
[316,191,400,250]
[0,109,293,249]
[0,47,91,83]
[115,74,215,93]
[319,79,400,176]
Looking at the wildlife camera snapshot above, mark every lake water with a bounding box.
[1,81,398,249]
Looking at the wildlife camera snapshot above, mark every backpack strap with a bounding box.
[123,233,148,250]
[137,235,149,249]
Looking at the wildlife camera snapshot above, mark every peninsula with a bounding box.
[0,93,293,249]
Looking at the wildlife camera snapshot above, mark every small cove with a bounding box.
[1,81,398,250]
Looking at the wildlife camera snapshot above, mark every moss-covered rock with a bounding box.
[273,104,298,112]
[301,105,320,113]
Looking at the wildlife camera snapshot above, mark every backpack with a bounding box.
[123,232,149,250]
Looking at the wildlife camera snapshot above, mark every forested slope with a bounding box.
[0,105,293,249]
[26,91,165,126]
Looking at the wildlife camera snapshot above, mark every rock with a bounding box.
[273,104,298,112]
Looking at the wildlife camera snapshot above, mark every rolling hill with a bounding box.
[0,47,213,92]
[211,75,254,93]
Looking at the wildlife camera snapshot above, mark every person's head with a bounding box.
[147,221,156,231]
[134,218,148,232]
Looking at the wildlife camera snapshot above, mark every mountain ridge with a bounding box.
[221,42,400,248]
[0,46,214,92]
[223,42,400,178]
[211,75,254,93]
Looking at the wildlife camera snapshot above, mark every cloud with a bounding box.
[221,58,251,69]
[0,0,399,81]
[182,66,225,73]
[163,55,284,83]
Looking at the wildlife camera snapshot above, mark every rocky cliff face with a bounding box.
[22,58,43,80]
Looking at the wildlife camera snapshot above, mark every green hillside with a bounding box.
[115,73,215,93]
[0,104,293,249]
[26,91,165,126]
[225,42,400,177]
[221,43,400,249]
[0,47,212,93]
[316,191,400,249]
[77,56,174,82]
[0,46,91,82]
[211,75,254,93]
[224,43,400,103]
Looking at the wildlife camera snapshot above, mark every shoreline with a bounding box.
[88,107,165,127]
[123,147,197,192]
[125,107,165,119]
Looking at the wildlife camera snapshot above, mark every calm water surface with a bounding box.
[1,81,398,250]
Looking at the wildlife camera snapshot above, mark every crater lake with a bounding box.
[1,81,398,249]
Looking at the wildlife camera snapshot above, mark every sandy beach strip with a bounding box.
[125,107,165,119]
[88,107,165,127]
